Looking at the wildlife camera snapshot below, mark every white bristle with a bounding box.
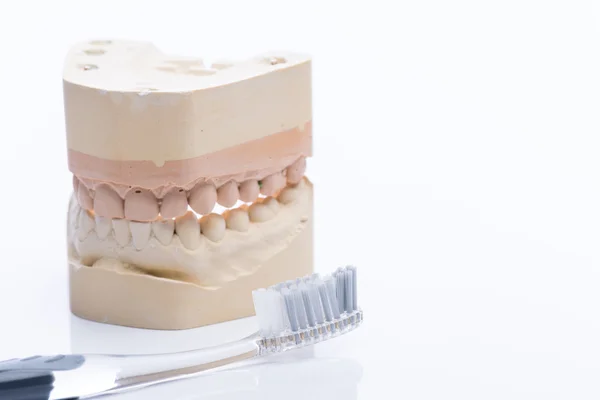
[252,289,272,336]
[266,289,285,334]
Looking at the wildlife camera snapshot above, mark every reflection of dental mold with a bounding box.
[70,314,260,355]
[99,356,362,400]
[70,315,358,400]
[64,40,314,330]
[70,314,360,400]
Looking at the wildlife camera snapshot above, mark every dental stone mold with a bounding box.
[64,40,313,330]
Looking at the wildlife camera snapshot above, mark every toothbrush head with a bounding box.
[252,266,362,353]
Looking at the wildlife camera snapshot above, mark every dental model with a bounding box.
[64,40,313,330]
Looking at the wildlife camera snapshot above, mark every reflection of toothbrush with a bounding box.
[0,267,362,400]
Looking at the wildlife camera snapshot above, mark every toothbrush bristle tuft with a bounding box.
[252,266,362,352]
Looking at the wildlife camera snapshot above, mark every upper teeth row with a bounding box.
[74,158,306,222]
[74,180,306,250]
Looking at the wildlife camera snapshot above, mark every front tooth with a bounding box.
[70,198,82,229]
[112,219,131,246]
[130,221,151,250]
[225,208,250,232]
[160,189,188,219]
[188,184,217,215]
[73,176,80,193]
[77,210,95,240]
[175,211,201,250]
[263,197,280,213]
[152,218,174,246]
[217,181,239,207]
[124,189,159,221]
[95,215,112,239]
[200,213,226,242]
[239,180,260,202]
[277,185,299,204]
[77,183,93,210]
[95,185,124,218]
[286,157,306,184]
[248,203,276,222]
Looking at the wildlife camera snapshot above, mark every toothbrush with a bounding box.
[0,266,362,400]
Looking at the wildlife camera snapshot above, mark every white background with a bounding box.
[1,0,600,398]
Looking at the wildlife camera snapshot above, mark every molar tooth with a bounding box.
[263,197,280,213]
[94,185,124,218]
[189,184,217,215]
[125,189,159,221]
[160,189,188,219]
[175,211,201,250]
[277,185,299,204]
[200,213,226,242]
[130,221,152,250]
[286,157,306,184]
[94,215,112,239]
[248,202,276,222]
[225,208,250,232]
[112,219,131,246]
[295,178,306,190]
[239,180,260,202]
[77,183,93,210]
[260,173,286,196]
[152,218,174,246]
[77,210,95,240]
[217,181,239,207]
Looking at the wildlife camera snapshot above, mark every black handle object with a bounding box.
[0,355,84,400]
